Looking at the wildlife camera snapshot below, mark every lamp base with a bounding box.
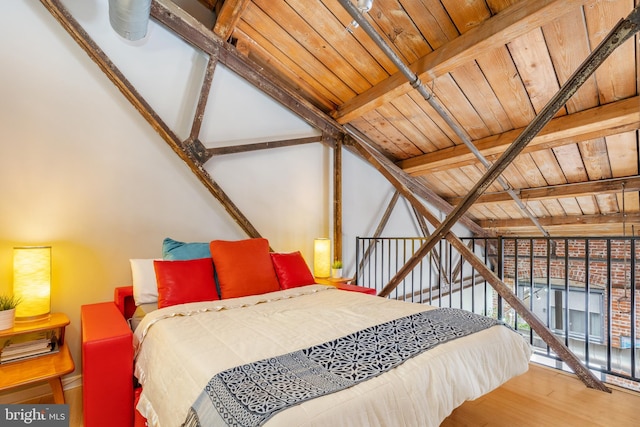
[15,312,51,323]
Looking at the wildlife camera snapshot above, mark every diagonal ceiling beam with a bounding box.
[186,56,217,149]
[354,191,400,281]
[400,96,640,175]
[332,0,590,124]
[43,0,483,247]
[343,134,462,237]
[410,204,451,288]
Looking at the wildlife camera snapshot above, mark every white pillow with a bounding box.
[130,259,160,306]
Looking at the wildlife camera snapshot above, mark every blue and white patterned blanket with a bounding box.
[182,307,501,427]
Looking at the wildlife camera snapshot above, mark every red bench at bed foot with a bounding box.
[82,298,144,427]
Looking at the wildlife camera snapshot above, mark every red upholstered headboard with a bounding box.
[114,286,137,319]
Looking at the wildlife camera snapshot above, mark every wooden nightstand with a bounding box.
[0,313,75,403]
[314,276,351,286]
[315,277,377,295]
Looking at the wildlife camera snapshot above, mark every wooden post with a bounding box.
[333,136,343,265]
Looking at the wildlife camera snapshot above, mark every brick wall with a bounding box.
[501,238,640,349]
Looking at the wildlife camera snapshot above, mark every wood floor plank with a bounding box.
[443,363,640,426]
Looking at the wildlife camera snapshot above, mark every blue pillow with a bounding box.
[162,238,211,260]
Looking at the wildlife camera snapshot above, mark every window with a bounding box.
[518,283,604,344]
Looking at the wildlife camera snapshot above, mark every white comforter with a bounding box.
[134,285,531,427]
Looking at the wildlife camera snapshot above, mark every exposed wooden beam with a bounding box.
[410,205,451,287]
[400,96,640,176]
[345,134,609,392]
[332,0,589,124]
[448,175,640,205]
[374,192,400,239]
[449,240,475,287]
[412,205,431,237]
[39,0,263,240]
[354,191,401,281]
[186,56,217,155]
[151,0,343,140]
[479,213,640,229]
[205,136,319,158]
[212,0,250,41]
[334,136,343,265]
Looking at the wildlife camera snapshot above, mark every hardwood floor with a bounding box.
[23,385,83,427]
[26,363,640,426]
[442,364,639,426]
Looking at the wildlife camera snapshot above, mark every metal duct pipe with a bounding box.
[109,0,152,41]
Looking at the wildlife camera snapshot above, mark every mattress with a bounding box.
[133,285,531,426]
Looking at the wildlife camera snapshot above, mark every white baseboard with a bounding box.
[0,374,82,404]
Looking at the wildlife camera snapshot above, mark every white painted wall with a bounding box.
[0,0,446,393]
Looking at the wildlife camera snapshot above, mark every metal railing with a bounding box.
[355,236,640,391]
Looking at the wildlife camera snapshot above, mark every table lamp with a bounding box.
[13,246,51,321]
[314,238,331,278]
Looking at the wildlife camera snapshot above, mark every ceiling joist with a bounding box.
[479,212,640,230]
[448,175,640,205]
[400,96,640,175]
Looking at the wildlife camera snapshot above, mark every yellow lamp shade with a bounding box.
[314,238,331,278]
[13,246,51,321]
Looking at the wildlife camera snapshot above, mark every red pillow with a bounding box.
[210,238,280,299]
[270,251,315,289]
[154,258,219,308]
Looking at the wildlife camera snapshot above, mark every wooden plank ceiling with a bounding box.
[198,0,639,237]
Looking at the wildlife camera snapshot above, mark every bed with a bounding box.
[81,238,532,427]
[132,285,530,427]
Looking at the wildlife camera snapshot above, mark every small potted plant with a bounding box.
[331,260,343,278]
[0,294,20,330]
